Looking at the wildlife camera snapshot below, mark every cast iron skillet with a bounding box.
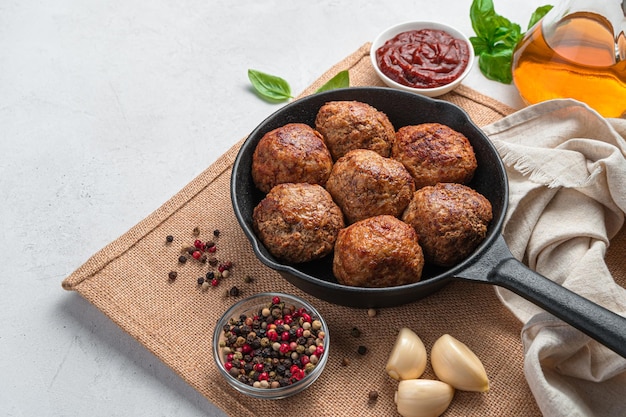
[231,87,626,357]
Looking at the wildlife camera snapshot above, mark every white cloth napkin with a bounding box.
[482,99,626,417]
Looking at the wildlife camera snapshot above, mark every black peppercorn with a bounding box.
[213,229,220,237]
[168,271,177,281]
[368,390,378,402]
[351,327,361,338]
[229,286,240,297]
[197,277,205,285]
[357,345,368,355]
[165,235,174,243]
[178,255,187,264]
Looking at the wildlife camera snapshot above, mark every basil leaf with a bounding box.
[316,70,350,93]
[470,0,496,37]
[478,47,514,84]
[528,5,553,29]
[248,69,292,102]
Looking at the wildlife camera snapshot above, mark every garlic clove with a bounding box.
[430,333,489,392]
[385,327,427,380]
[394,379,455,417]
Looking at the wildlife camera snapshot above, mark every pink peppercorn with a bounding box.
[272,296,281,305]
[279,343,290,354]
[242,344,252,354]
[315,346,324,357]
[281,332,290,341]
[301,313,312,323]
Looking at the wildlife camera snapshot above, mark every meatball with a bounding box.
[402,183,492,267]
[252,123,333,194]
[252,183,345,264]
[393,123,478,189]
[333,215,424,287]
[325,149,415,224]
[315,100,395,160]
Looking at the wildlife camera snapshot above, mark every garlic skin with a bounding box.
[385,327,427,380]
[430,333,489,392]
[394,379,455,417]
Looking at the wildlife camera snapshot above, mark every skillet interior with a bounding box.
[231,87,508,308]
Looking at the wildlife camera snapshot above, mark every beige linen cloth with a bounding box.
[62,43,626,416]
[483,100,626,417]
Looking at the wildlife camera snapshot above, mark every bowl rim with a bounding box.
[212,291,330,398]
[369,20,475,97]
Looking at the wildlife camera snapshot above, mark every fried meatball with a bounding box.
[333,215,424,287]
[325,149,415,224]
[315,100,395,160]
[252,123,333,193]
[252,183,345,264]
[402,183,492,267]
[393,123,478,189]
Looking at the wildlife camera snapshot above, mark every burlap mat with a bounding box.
[62,43,626,416]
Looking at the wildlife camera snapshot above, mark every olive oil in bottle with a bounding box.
[512,11,626,118]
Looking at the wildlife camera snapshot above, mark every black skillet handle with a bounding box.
[459,235,626,358]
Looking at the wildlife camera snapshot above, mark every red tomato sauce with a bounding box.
[375,29,470,89]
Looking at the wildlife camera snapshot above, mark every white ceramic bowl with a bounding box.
[213,292,329,399]
[370,21,475,97]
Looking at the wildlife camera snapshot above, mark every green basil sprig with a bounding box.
[469,0,552,84]
[248,69,350,102]
[316,70,350,93]
[248,69,293,102]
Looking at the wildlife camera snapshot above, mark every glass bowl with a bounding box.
[212,292,330,399]
[370,21,475,97]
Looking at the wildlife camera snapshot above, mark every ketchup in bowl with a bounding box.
[375,29,470,89]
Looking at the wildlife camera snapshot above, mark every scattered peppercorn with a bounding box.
[197,277,205,285]
[213,229,220,237]
[165,235,174,243]
[192,226,200,236]
[244,275,254,284]
[367,308,377,317]
[351,327,361,338]
[178,255,187,264]
[168,271,177,281]
[357,345,368,355]
[368,390,379,402]
[229,286,240,297]
[341,357,350,366]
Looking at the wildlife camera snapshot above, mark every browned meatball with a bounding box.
[333,215,424,287]
[325,149,415,224]
[252,123,333,194]
[393,123,478,189]
[252,183,345,264]
[402,183,492,267]
[315,100,395,160]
